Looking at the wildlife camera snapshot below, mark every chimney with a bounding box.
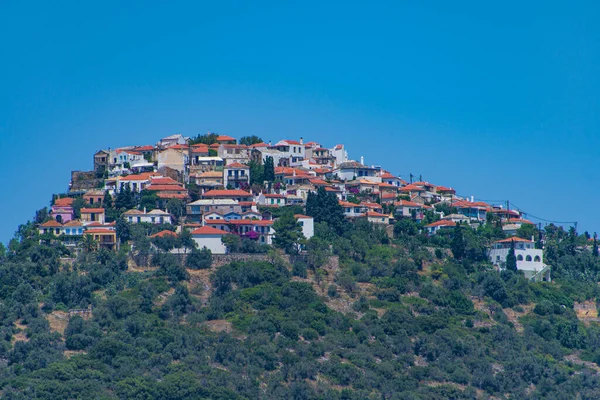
[300,137,303,145]
[360,156,364,165]
[471,195,474,202]
[143,207,147,214]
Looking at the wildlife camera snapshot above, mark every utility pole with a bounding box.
[409,173,414,184]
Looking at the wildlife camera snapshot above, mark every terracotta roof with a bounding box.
[378,182,398,188]
[435,186,456,193]
[191,226,230,235]
[119,172,158,181]
[150,177,180,185]
[203,189,252,198]
[363,211,389,218]
[54,197,74,207]
[40,220,62,227]
[361,202,382,209]
[426,220,457,228]
[81,208,105,213]
[84,228,116,234]
[294,214,312,219]
[63,220,83,227]
[309,178,329,186]
[134,145,155,151]
[339,201,362,207]
[265,194,285,198]
[225,162,249,169]
[453,200,489,209]
[400,184,425,192]
[381,193,397,199]
[123,209,144,215]
[381,172,398,179]
[149,230,178,238]
[168,144,189,150]
[394,200,423,208]
[495,237,533,243]
[217,135,236,142]
[196,171,223,178]
[250,142,269,148]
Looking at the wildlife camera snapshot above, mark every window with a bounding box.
[526,255,532,262]
[534,255,541,262]
[151,217,155,223]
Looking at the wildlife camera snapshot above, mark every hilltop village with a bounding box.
[41,132,550,281]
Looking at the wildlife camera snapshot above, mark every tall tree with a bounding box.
[451,226,466,260]
[189,132,219,145]
[115,186,135,210]
[103,191,113,209]
[593,233,599,258]
[239,135,263,146]
[273,213,304,254]
[264,156,275,182]
[505,240,518,272]
[306,187,345,234]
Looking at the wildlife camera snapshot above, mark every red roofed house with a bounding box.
[381,172,403,187]
[425,219,457,235]
[39,220,63,236]
[50,197,74,223]
[358,211,390,225]
[149,230,178,239]
[339,201,367,217]
[218,144,250,165]
[452,200,489,222]
[84,228,117,250]
[216,135,237,144]
[223,162,250,189]
[272,139,306,164]
[205,219,275,245]
[202,189,253,202]
[80,208,105,225]
[191,226,229,254]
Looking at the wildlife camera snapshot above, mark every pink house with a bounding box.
[50,197,74,223]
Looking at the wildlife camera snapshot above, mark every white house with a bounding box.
[272,139,306,164]
[330,144,348,167]
[294,215,314,239]
[157,134,187,149]
[191,226,229,254]
[334,161,381,183]
[123,209,172,224]
[257,193,287,207]
[223,162,250,189]
[425,219,457,235]
[489,237,550,282]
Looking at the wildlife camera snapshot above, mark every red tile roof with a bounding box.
[119,172,158,181]
[217,135,236,142]
[394,200,423,208]
[191,226,230,235]
[156,193,188,199]
[507,218,535,225]
[435,186,456,193]
[363,211,389,218]
[225,162,249,169]
[40,220,62,227]
[168,144,189,150]
[84,228,116,234]
[146,185,186,191]
[150,177,180,185]
[54,197,74,207]
[81,208,105,213]
[134,145,155,151]
[149,230,178,238]
[495,237,533,243]
[294,214,312,219]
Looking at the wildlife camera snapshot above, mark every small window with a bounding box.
[517,255,523,261]
[526,255,532,262]
[534,255,541,262]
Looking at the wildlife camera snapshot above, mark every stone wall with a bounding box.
[209,253,339,270]
[70,170,103,191]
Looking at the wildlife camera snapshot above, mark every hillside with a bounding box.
[2,205,600,399]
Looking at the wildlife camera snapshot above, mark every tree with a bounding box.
[306,187,345,234]
[273,212,304,254]
[506,240,518,272]
[82,234,98,253]
[166,198,185,222]
[451,226,466,260]
[35,207,49,224]
[248,161,265,185]
[115,218,131,244]
[189,132,219,145]
[103,191,113,209]
[264,156,275,182]
[594,233,599,258]
[239,135,263,146]
[115,186,135,210]
[186,247,212,269]
[139,190,158,211]
[221,234,241,253]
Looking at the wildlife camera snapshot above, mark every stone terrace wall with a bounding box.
[211,253,339,270]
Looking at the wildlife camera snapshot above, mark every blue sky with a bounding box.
[1,1,599,243]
